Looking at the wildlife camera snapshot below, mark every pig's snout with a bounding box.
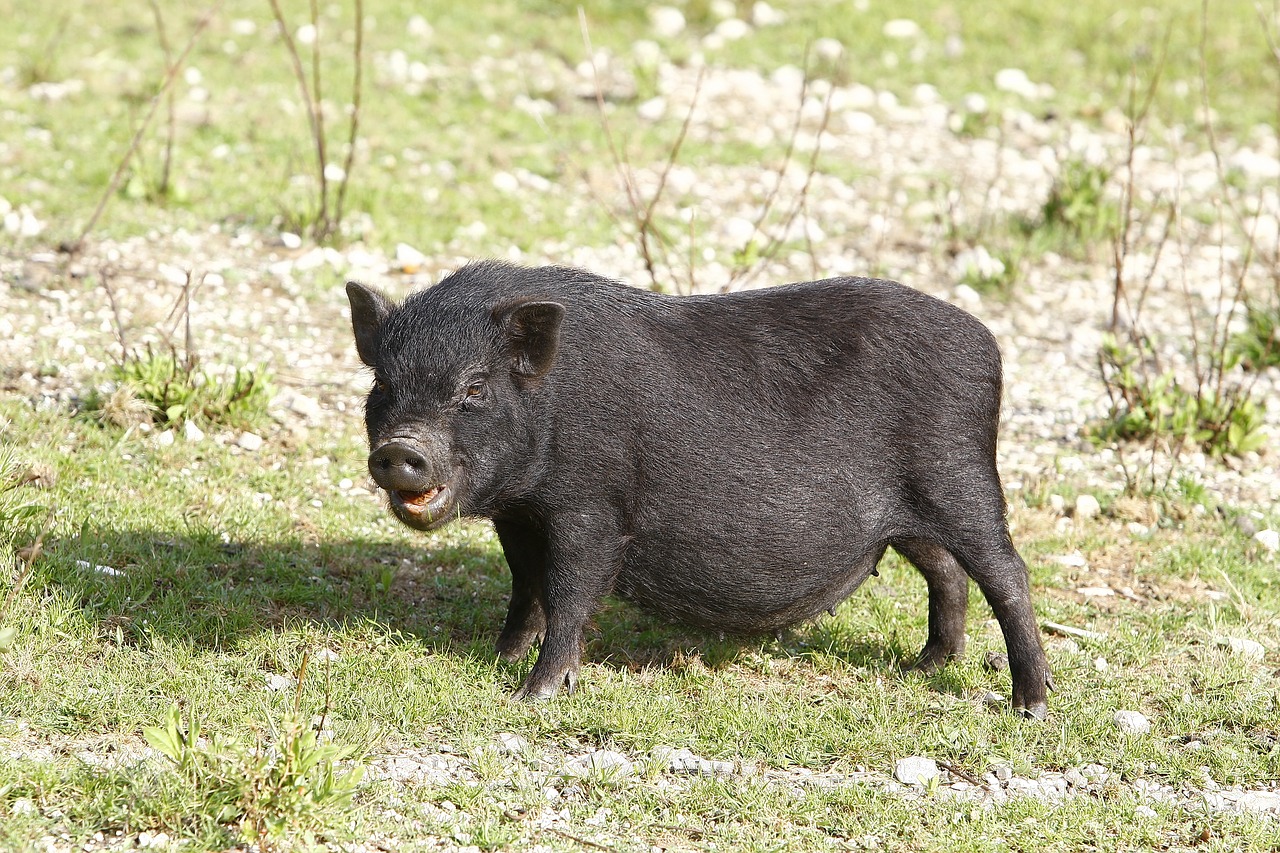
[368,440,434,492]
[369,439,460,529]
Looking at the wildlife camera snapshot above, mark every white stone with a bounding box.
[496,732,528,755]
[813,38,844,61]
[407,15,433,39]
[1255,529,1279,553]
[882,19,921,39]
[752,2,786,26]
[395,242,427,271]
[183,421,205,443]
[1053,551,1088,568]
[637,97,666,121]
[138,831,170,849]
[723,216,757,246]
[264,674,294,692]
[633,39,662,66]
[296,24,316,46]
[714,18,751,40]
[649,6,686,38]
[995,67,1039,98]
[237,432,264,451]
[893,756,939,785]
[492,171,519,193]
[952,283,981,309]
[1236,790,1280,813]
[1074,494,1102,520]
[566,750,633,779]
[1220,636,1266,661]
[1113,710,1150,735]
[155,429,175,447]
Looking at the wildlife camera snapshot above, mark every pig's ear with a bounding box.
[496,300,564,379]
[346,281,391,367]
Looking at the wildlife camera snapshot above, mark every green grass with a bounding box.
[2,395,1279,849]
[3,0,1280,849]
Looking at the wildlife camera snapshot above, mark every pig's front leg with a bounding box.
[509,518,618,701]
[493,519,547,662]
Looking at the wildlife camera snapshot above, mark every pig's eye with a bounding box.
[368,379,389,407]
[464,380,486,400]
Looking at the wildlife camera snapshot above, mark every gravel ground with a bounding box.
[2,30,1279,851]
[4,724,1279,851]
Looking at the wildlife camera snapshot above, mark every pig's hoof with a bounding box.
[510,682,554,702]
[1014,701,1048,721]
[510,668,577,702]
[908,643,961,675]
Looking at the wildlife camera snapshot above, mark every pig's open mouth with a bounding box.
[388,478,458,528]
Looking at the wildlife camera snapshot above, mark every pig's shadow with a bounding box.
[44,523,936,688]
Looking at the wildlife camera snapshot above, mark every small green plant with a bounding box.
[1095,335,1267,458]
[955,246,1018,295]
[85,348,270,430]
[144,702,365,848]
[1233,303,1280,371]
[0,445,47,654]
[1036,157,1118,245]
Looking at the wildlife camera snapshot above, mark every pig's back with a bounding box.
[539,274,1007,632]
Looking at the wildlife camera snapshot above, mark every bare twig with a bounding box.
[331,0,364,236]
[636,66,706,289]
[728,58,834,291]
[99,265,131,367]
[69,1,222,252]
[147,0,177,197]
[580,9,677,290]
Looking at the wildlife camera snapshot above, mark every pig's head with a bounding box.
[346,280,563,531]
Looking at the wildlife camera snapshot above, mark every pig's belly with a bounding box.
[614,537,885,633]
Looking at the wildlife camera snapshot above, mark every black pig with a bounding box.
[346,262,1052,718]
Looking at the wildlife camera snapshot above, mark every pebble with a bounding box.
[652,745,735,776]
[1255,529,1279,553]
[263,674,294,692]
[565,750,634,780]
[496,732,529,755]
[649,6,686,38]
[236,431,264,451]
[1074,494,1102,520]
[1113,710,1151,735]
[882,19,921,39]
[183,420,205,443]
[893,756,939,785]
[1218,636,1266,661]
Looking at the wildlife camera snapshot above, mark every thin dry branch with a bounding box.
[147,0,177,197]
[332,0,364,235]
[68,1,221,252]
[730,73,834,291]
[268,0,329,235]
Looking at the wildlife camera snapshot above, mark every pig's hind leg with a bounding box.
[493,520,548,662]
[893,539,969,673]
[947,533,1052,720]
